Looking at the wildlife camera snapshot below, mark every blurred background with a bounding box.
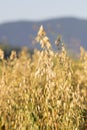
[0,0,87,57]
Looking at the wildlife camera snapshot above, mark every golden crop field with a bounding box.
[0,26,87,130]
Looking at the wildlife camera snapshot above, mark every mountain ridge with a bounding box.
[0,17,87,54]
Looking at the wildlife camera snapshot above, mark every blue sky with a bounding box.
[0,0,87,23]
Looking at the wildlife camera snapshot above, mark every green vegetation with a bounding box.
[0,42,21,58]
[0,42,34,58]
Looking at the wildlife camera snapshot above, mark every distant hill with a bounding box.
[0,17,87,54]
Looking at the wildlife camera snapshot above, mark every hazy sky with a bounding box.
[0,0,87,23]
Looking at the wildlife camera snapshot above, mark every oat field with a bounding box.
[0,26,87,130]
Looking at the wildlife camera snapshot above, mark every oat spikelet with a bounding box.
[10,50,17,60]
[37,25,46,37]
[0,48,4,60]
[36,25,51,49]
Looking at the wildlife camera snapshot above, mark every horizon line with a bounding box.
[0,16,87,25]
